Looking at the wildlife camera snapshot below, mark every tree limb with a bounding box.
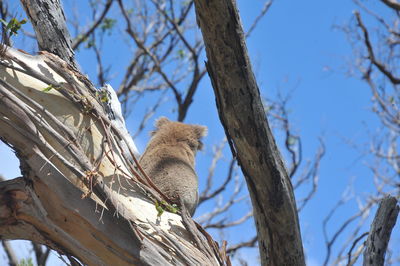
[363,195,399,266]
[1,240,18,266]
[193,0,305,265]
[20,0,78,68]
[71,0,114,50]
[0,46,226,265]
[355,11,400,84]
[381,0,400,11]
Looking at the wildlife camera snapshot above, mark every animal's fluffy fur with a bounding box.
[139,117,207,216]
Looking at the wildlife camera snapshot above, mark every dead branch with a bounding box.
[72,0,114,50]
[346,232,368,266]
[355,11,400,85]
[363,195,399,266]
[20,0,78,68]
[245,0,273,38]
[32,242,51,266]
[1,240,18,266]
[381,0,400,11]
[194,0,305,265]
[226,236,258,255]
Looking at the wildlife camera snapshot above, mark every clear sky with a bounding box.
[0,0,398,265]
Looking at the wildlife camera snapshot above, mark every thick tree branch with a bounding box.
[0,46,226,265]
[381,0,400,11]
[194,0,305,265]
[20,0,78,68]
[363,195,399,266]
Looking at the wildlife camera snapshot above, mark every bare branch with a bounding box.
[20,0,78,68]
[363,195,399,266]
[204,211,252,229]
[199,140,227,201]
[226,236,257,255]
[199,155,236,204]
[381,0,400,11]
[197,175,246,226]
[0,1,10,46]
[72,0,114,50]
[32,243,51,266]
[347,232,368,266]
[245,0,273,38]
[355,11,400,84]
[296,138,325,212]
[1,240,18,266]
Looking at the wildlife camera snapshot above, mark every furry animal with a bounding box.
[139,117,207,216]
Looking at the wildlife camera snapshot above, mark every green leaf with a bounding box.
[101,18,116,34]
[18,258,34,266]
[86,39,95,49]
[100,94,109,102]
[42,84,59,92]
[155,201,164,217]
[126,8,134,16]
[166,203,179,213]
[97,90,109,102]
[154,200,179,216]
[177,49,185,59]
[2,17,27,36]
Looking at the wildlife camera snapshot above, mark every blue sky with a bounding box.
[1,0,398,265]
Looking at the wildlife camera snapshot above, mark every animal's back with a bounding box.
[139,117,207,216]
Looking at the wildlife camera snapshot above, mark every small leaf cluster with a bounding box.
[18,258,34,266]
[0,18,27,36]
[42,84,60,93]
[101,18,116,34]
[96,89,110,103]
[155,200,179,217]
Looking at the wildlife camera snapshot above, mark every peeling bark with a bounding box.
[0,47,227,265]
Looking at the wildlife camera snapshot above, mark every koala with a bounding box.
[139,117,207,216]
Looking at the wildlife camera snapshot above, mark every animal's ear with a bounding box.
[155,117,170,129]
[194,125,207,139]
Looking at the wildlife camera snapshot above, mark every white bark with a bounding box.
[0,47,226,265]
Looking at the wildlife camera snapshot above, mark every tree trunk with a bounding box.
[20,0,78,68]
[194,0,305,265]
[363,195,399,266]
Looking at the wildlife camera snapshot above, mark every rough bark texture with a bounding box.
[194,0,305,265]
[0,0,230,263]
[20,0,78,68]
[363,195,399,266]
[0,45,227,266]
